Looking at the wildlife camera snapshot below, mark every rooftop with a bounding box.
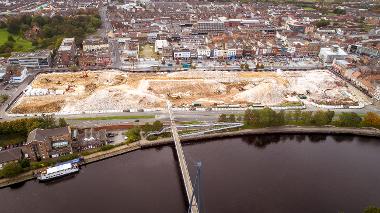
[25,126,71,145]
[0,148,22,164]
[10,50,51,59]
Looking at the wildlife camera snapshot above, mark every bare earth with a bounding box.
[11,70,365,114]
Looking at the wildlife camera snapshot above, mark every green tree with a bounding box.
[312,110,332,126]
[152,120,163,131]
[336,112,362,127]
[228,114,236,122]
[58,118,68,127]
[219,114,228,122]
[19,158,30,168]
[1,162,23,178]
[8,35,15,42]
[125,127,141,143]
[315,19,330,28]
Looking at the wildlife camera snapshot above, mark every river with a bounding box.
[1,135,380,213]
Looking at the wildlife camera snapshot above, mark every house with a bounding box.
[0,148,22,169]
[22,127,73,161]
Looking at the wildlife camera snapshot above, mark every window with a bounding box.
[52,141,69,149]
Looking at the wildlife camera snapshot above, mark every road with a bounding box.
[0,70,41,118]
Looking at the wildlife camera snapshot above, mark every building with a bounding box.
[23,127,73,161]
[0,148,22,169]
[348,44,380,57]
[8,50,51,68]
[9,66,28,83]
[79,37,111,68]
[195,21,225,34]
[55,38,77,68]
[197,46,211,59]
[0,65,5,80]
[319,45,348,64]
[83,37,109,52]
[78,51,112,68]
[71,128,107,152]
[155,40,169,53]
[173,49,191,60]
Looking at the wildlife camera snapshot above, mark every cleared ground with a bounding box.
[11,70,366,114]
[139,44,159,59]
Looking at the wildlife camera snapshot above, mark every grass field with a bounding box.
[72,115,156,121]
[0,28,35,52]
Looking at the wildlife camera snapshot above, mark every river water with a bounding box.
[1,135,380,213]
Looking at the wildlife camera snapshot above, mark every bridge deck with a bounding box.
[167,102,199,213]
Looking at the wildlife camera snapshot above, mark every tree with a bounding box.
[312,110,334,126]
[19,158,30,168]
[315,19,330,28]
[58,118,68,127]
[1,162,23,178]
[362,112,380,129]
[228,114,236,122]
[152,120,163,131]
[333,8,346,15]
[8,35,15,42]
[336,112,362,127]
[218,114,228,122]
[125,127,141,143]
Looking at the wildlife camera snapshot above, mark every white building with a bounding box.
[0,65,5,80]
[197,46,211,59]
[10,67,28,83]
[319,45,348,64]
[155,40,169,53]
[227,49,237,58]
[173,49,191,59]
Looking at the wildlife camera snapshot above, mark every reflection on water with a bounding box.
[0,135,379,213]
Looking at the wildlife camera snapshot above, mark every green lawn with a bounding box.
[72,115,155,121]
[0,29,9,45]
[0,28,35,52]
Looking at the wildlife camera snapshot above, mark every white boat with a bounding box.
[37,162,80,182]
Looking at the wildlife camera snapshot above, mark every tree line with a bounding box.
[0,116,68,138]
[218,108,380,129]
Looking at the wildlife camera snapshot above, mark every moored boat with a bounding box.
[37,159,82,182]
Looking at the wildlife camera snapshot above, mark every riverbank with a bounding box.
[1,126,380,188]
[140,126,380,147]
